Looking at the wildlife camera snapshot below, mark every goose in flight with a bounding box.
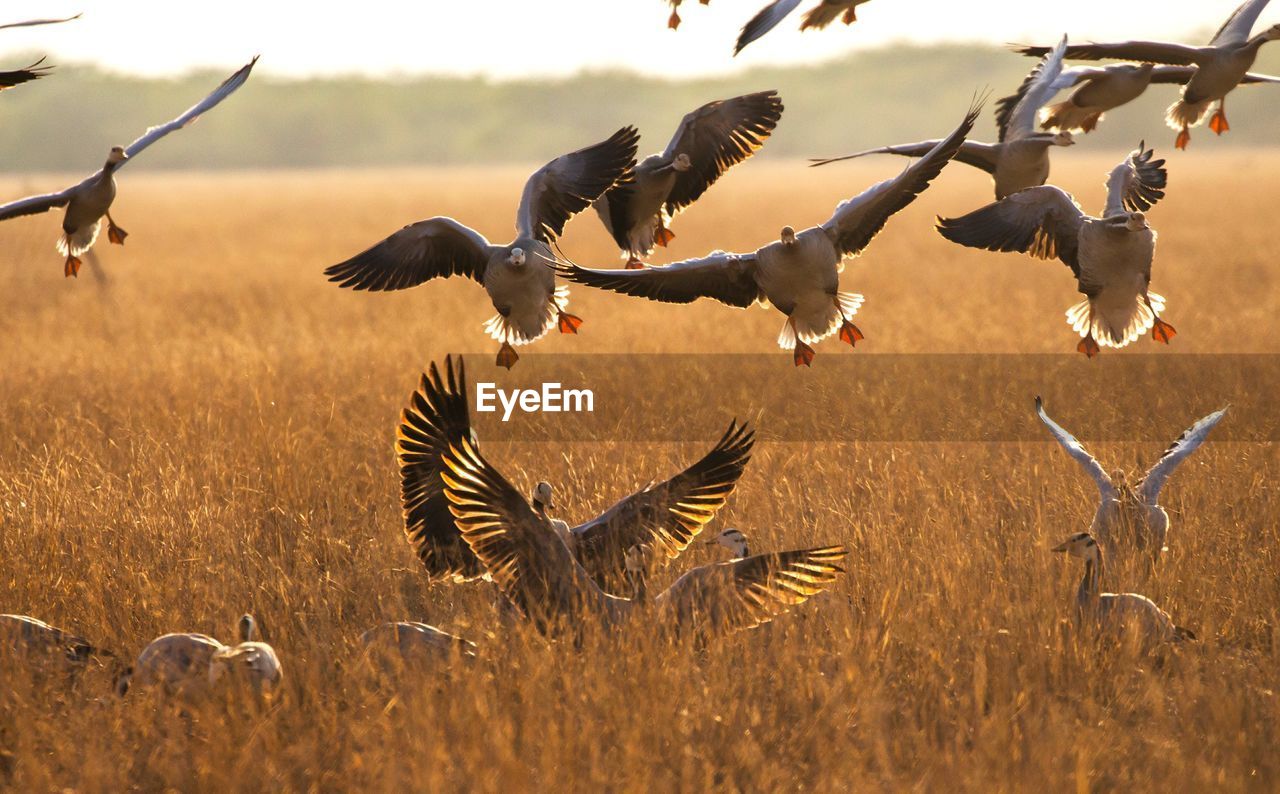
[1036,398,1227,562]
[735,1,872,55]
[325,128,638,369]
[937,143,1173,357]
[594,91,783,268]
[0,14,79,90]
[0,57,256,277]
[1052,532,1195,645]
[1028,63,1280,135]
[1,613,110,668]
[560,100,980,366]
[1017,0,1280,149]
[396,357,753,593]
[813,40,1073,200]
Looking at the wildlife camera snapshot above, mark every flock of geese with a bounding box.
[0,4,1249,704]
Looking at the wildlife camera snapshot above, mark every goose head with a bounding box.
[779,226,797,246]
[1124,212,1148,232]
[1052,131,1075,147]
[507,247,527,268]
[672,152,693,172]
[531,480,554,515]
[707,527,750,558]
[238,614,257,643]
[105,146,129,169]
[1051,531,1099,560]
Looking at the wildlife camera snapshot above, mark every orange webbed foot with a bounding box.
[654,227,676,247]
[838,320,864,347]
[1175,127,1191,150]
[1076,335,1100,358]
[843,7,857,23]
[1152,318,1177,344]
[107,223,128,245]
[557,312,583,334]
[668,10,681,28]
[496,343,519,369]
[64,255,82,278]
[625,256,644,270]
[1209,109,1229,135]
[793,341,815,367]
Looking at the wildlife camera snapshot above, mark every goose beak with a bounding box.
[1050,541,1069,553]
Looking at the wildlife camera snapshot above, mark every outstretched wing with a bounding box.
[1014,41,1206,67]
[572,421,755,587]
[517,127,639,243]
[0,14,80,30]
[1138,408,1228,504]
[0,184,78,222]
[811,140,1001,175]
[821,98,982,257]
[1210,0,1272,47]
[1150,67,1280,85]
[555,251,761,308]
[0,57,53,90]
[654,545,847,634]
[1034,396,1116,501]
[116,57,258,169]
[396,357,488,583]
[997,35,1068,142]
[324,217,494,291]
[734,0,804,54]
[936,185,1086,275]
[1103,142,1167,216]
[661,90,783,216]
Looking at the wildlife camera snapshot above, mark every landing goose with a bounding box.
[325,128,638,369]
[0,57,256,277]
[396,357,753,593]
[207,615,282,697]
[1,613,110,668]
[1017,0,1280,148]
[0,14,78,91]
[937,143,1173,356]
[594,91,783,267]
[360,622,477,668]
[560,100,980,366]
[814,39,1073,200]
[665,0,707,29]
[413,355,846,637]
[1052,532,1195,645]
[735,1,872,55]
[1036,397,1226,562]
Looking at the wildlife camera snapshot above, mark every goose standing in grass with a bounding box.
[325,128,638,369]
[1036,398,1227,563]
[0,14,79,90]
[397,358,754,593]
[1032,62,1280,135]
[735,1,872,55]
[120,632,226,696]
[813,40,1072,200]
[593,91,783,268]
[0,57,256,277]
[559,100,979,366]
[937,143,1173,357]
[360,622,477,669]
[1,614,110,668]
[1052,532,1195,646]
[1017,0,1280,149]
[207,615,282,698]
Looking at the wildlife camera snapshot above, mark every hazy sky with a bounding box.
[0,1,1256,80]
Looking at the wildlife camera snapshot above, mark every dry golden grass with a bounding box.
[1,153,1278,791]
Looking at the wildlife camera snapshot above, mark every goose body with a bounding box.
[360,622,477,668]
[207,614,282,697]
[326,128,639,368]
[0,614,106,668]
[561,100,981,366]
[937,144,1173,355]
[127,633,227,694]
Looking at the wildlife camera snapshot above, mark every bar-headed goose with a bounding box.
[1031,63,1280,134]
[594,91,782,268]
[326,128,638,369]
[0,57,256,277]
[1,613,110,668]
[0,14,78,91]
[1017,0,1280,149]
[735,1,872,55]
[360,622,477,669]
[560,100,979,366]
[207,615,282,698]
[397,356,753,593]
[937,143,1172,357]
[814,40,1072,200]
[1052,532,1195,646]
[121,633,226,696]
[1036,398,1226,563]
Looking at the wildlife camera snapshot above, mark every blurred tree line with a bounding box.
[2,43,1277,172]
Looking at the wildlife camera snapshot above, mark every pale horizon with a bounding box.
[0,1,1255,81]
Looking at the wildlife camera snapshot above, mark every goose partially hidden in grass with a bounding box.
[1,613,111,669]
[325,128,638,369]
[0,57,256,277]
[1017,0,1280,149]
[360,622,477,670]
[397,357,754,594]
[937,143,1173,357]
[1052,532,1195,646]
[1036,398,1227,564]
[559,99,980,366]
[410,355,847,638]
[120,614,281,699]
